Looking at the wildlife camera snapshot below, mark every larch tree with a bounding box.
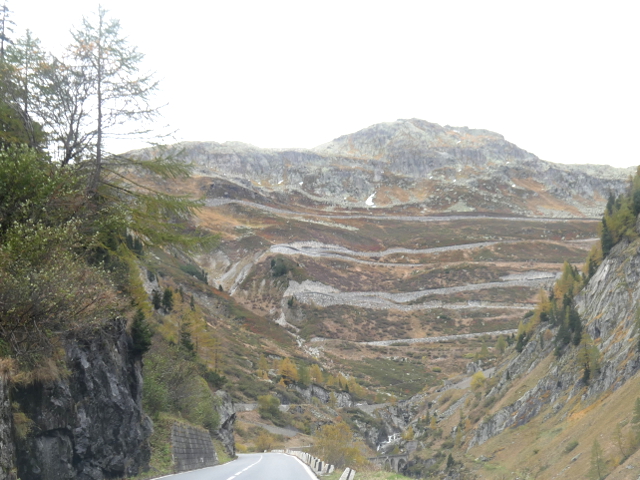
[309,364,324,384]
[589,439,607,480]
[4,30,47,148]
[0,1,14,61]
[278,357,299,385]
[68,5,159,193]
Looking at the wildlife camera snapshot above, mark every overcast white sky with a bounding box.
[11,1,640,168]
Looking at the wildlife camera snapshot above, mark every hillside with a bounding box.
[3,116,640,480]
[128,120,625,399]
[134,120,640,478]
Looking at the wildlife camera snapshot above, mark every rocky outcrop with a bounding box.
[0,369,15,480]
[13,320,152,480]
[294,384,353,408]
[469,237,640,448]
[213,390,236,457]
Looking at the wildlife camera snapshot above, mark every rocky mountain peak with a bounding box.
[313,118,516,167]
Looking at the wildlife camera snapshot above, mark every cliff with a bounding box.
[8,319,151,480]
[214,390,236,457]
[469,235,640,449]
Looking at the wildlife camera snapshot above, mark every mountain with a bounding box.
[4,119,639,480]
[145,120,640,478]
[153,119,632,218]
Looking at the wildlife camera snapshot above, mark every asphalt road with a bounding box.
[159,453,317,480]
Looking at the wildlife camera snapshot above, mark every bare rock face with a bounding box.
[13,320,152,480]
[214,390,236,457]
[0,372,15,480]
[294,384,353,408]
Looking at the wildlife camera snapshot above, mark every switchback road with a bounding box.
[160,453,316,480]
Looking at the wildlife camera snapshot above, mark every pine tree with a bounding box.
[446,453,454,469]
[151,289,161,310]
[130,308,152,356]
[179,321,195,356]
[162,288,173,312]
[606,191,615,215]
[601,218,614,257]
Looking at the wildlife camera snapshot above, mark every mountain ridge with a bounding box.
[144,119,632,218]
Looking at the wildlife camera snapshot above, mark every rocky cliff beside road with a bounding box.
[0,370,15,480]
[8,320,152,480]
[214,390,237,457]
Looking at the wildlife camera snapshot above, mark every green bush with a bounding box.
[271,257,289,277]
[564,439,579,453]
[180,263,208,283]
[257,395,282,424]
[142,343,220,432]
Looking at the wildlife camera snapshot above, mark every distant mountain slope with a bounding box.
[145,119,632,218]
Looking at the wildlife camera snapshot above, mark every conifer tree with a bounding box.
[446,453,455,469]
[589,439,607,480]
[309,364,324,384]
[601,218,614,257]
[130,308,152,356]
[278,357,299,385]
[151,289,162,310]
[69,5,159,193]
[0,1,14,61]
[162,287,173,312]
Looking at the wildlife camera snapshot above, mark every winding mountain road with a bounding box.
[284,274,556,311]
[160,453,316,480]
[270,240,511,266]
[206,198,600,223]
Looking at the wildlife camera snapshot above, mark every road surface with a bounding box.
[159,453,316,480]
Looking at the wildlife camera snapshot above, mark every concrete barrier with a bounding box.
[339,467,358,480]
[275,448,347,477]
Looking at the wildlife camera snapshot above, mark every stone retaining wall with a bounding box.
[171,423,218,473]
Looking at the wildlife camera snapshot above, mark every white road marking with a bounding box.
[286,453,318,480]
[225,455,263,480]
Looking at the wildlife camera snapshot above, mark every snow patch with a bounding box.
[365,192,376,207]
